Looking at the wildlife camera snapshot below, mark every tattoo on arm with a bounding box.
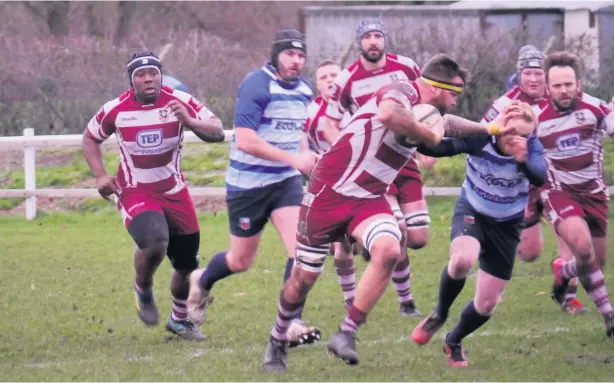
[443,114,489,137]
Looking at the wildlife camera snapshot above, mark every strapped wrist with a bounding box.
[488,122,503,135]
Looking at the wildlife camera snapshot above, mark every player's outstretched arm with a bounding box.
[517,136,547,187]
[416,135,487,158]
[443,102,527,138]
[378,99,441,146]
[442,114,489,137]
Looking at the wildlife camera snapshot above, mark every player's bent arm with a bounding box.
[416,135,487,158]
[235,127,299,168]
[417,153,437,170]
[378,99,441,146]
[82,132,108,178]
[184,116,225,143]
[322,118,341,145]
[324,117,341,141]
[517,137,547,187]
[299,135,309,152]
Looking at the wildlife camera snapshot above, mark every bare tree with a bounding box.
[22,1,70,36]
[114,1,137,45]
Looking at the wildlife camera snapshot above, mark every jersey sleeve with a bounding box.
[597,98,613,135]
[172,90,217,120]
[304,99,322,133]
[398,56,422,80]
[375,82,417,110]
[325,69,352,121]
[605,99,614,137]
[481,99,503,124]
[187,95,215,120]
[518,135,547,187]
[233,72,270,130]
[86,102,117,142]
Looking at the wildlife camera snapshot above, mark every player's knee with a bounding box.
[449,250,475,278]
[404,211,430,250]
[287,262,319,296]
[128,211,169,254]
[406,228,429,250]
[295,242,328,274]
[167,231,200,272]
[370,238,401,269]
[516,243,541,263]
[565,231,593,262]
[362,218,403,267]
[228,253,256,272]
[475,295,500,316]
[517,250,540,263]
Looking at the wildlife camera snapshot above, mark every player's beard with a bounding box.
[433,100,449,116]
[135,88,160,104]
[361,48,384,63]
[279,65,300,82]
[552,95,578,112]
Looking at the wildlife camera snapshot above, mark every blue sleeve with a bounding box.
[416,135,489,157]
[517,135,547,187]
[233,71,270,130]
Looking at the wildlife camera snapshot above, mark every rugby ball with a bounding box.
[396,103,443,147]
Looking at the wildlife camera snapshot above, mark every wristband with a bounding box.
[488,122,503,135]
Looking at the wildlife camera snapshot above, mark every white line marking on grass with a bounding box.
[24,325,597,370]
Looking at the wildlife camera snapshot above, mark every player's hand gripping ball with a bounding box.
[396,103,443,147]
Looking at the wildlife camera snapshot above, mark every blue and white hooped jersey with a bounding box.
[461,136,543,220]
[226,63,313,192]
[417,134,546,222]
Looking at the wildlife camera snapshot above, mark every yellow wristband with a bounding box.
[488,122,503,135]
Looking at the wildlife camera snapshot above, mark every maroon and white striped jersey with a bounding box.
[304,96,350,155]
[86,85,216,194]
[481,86,544,123]
[311,80,421,199]
[325,53,421,122]
[536,93,611,199]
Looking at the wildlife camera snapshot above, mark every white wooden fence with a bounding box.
[0,128,612,220]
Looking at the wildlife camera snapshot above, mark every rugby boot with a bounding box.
[551,258,570,306]
[134,286,159,326]
[561,297,589,315]
[605,312,614,340]
[412,311,446,345]
[263,339,288,372]
[165,316,206,341]
[443,333,469,368]
[327,330,359,365]
[400,300,423,317]
[287,319,322,348]
[187,268,214,325]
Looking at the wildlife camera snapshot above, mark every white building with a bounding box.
[301,1,613,81]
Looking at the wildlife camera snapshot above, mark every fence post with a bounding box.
[24,128,36,220]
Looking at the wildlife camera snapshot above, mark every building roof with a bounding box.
[447,0,613,12]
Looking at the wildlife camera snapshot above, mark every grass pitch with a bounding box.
[0,197,612,381]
